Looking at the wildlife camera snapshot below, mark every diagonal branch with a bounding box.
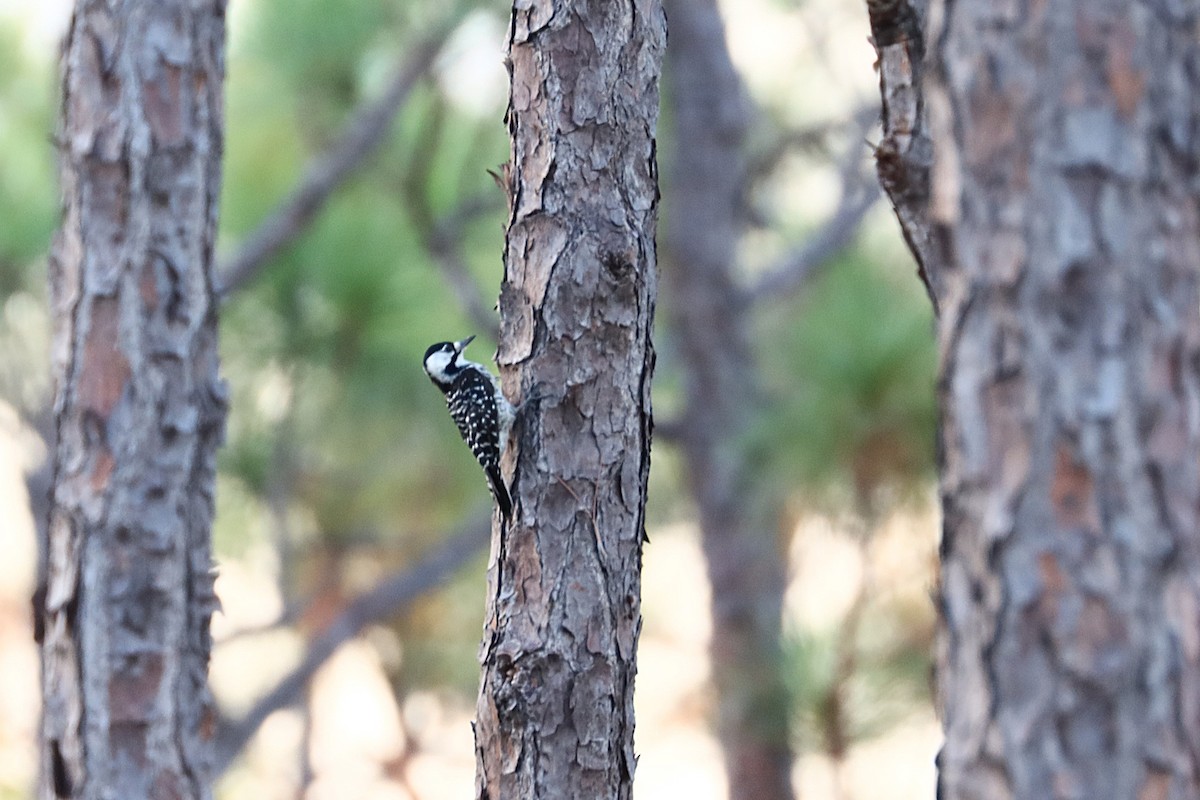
[746,120,882,305]
[216,34,446,300]
[396,100,503,340]
[744,104,878,191]
[422,195,504,341]
[210,516,491,775]
[746,180,879,304]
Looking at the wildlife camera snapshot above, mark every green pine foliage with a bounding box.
[0,26,56,295]
[753,241,937,513]
[782,619,930,754]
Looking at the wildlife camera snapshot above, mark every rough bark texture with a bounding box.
[41,1,227,798]
[661,2,794,798]
[867,0,943,313]
[873,0,1200,796]
[473,1,664,799]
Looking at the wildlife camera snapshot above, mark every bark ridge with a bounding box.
[474,1,666,798]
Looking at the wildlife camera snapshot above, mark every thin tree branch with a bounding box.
[422,195,504,341]
[211,516,491,775]
[746,103,882,304]
[744,105,877,190]
[215,34,446,300]
[397,100,503,340]
[650,415,683,445]
[866,0,940,314]
[746,182,879,304]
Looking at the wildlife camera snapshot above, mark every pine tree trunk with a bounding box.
[661,1,794,798]
[473,1,665,798]
[40,1,227,798]
[873,0,1200,796]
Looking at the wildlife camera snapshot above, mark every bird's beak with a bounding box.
[455,335,476,353]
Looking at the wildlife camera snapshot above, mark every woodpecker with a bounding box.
[422,335,515,521]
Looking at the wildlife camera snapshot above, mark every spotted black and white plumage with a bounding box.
[423,336,515,521]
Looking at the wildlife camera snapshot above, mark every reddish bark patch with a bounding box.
[965,79,1017,168]
[1106,17,1145,119]
[89,449,115,492]
[78,296,131,418]
[90,161,131,232]
[986,378,1031,496]
[1052,770,1081,798]
[139,260,159,312]
[1138,767,1171,800]
[1051,444,1099,532]
[110,721,148,768]
[199,703,218,742]
[1037,552,1070,621]
[1079,596,1126,654]
[109,653,165,722]
[144,63,185,145]
[151,770,186,800]
[1038,552,1069,594]
[1107,53,1145,120]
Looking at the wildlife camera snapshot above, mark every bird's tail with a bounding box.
[488,467,512,524]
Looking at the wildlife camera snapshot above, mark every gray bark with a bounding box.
[661,1,794,798]
[476,0,665,797]
[867,0,942,313]
[41,1,227,798]
[872,0,1200,796]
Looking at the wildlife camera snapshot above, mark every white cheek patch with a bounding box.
[424,350,455,380]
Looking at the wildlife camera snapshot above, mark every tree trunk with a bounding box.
[474,1,665,798]
[40,1,227,798]
[661,2,794,798]
[873,0,1200,796]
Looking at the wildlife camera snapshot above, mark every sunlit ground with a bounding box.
[0,415,939,800]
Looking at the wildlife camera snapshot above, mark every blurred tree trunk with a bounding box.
[661,1,794,799]
[871,0,1200,797]
[40,1,227,798]
[475,0,665,798]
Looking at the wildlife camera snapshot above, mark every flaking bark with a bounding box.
[40,1,228,798]
[873,0,1200,796]
[867,0,943,313]
[473,1,665,798]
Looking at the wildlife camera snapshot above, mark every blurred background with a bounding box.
[0,0,940,797]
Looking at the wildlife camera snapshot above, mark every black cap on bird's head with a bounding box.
[423,335,476,388]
